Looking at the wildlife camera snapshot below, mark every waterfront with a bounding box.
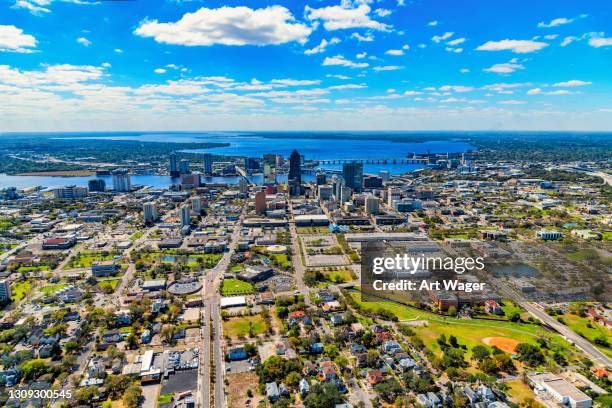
[1,133,475,190]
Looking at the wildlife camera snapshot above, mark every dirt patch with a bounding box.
[482,337,520,353]
[227,371,261,408]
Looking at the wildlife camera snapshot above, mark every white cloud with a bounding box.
[483,59,525,74]
[538,15,586,28]
[305,4,389,31]
[135,6,312,46]
[304,37,340,55]
[447,37,465,46]
[323,55,369,68]
[588,36,612,48]
[374,8,392,17]
[560,36,577,47]
[445,47,463,53]
[114,48,123,53]
[552,80,591,87]
[0,25,37,53]
[101,62,111,68]
[527,88,574,95]
[476,39,548,53]
[460,68,470,73]
[326,74,350,80]
[404,90,422,96]
[270,79,321,86]
[543,34,558,40]
[11,0,50,14]
[385,49,404,56]
[428,21,438,27]
[328,83,366,90]
[154,68,167,74]
[439,85,474,93]
[351,32,374,42]
[356,52,367,59]
[373,65,403,71]
[538,17,572,28]
[432,32,454,43]
[527,88,541,95]
[76,37,91,47]
[499,100,526,105]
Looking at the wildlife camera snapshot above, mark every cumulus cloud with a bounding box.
[374,8,392,17]
[0,25,37,53]
[538,14,587,28]
[154,68,167,74]
[373,65,403,71]
[385,49,404,56]
[305,4,389,31]
[552,80,591,87]
[483,59,525,74]
[134,6,312,46]
[76,37,91,47]
[476,39,548,53]
[351,32,374,42]
[304,37,340,55]
[428,21,438,27]
[588,36,612,48]
[323,55,369,68]
[439,85,474,93]
[447,37,465,46]
[432,32,454,43]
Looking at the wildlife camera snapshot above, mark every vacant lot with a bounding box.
[223,314,269,338]
[227,372,260,408]
[221,278,254,296]
[560,313,612,358]
[66,251,118,269]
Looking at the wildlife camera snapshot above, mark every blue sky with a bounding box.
[1,0,611,131]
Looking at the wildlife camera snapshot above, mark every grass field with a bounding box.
[506,379,538,406]
[602,231,612,241]
[157,393,174,404]
[297,226,329,234]
[39,284,67,296]
[98,278,121,291]
[223,315,269,338]
[560,313,612,358]
[322,268,356,283]
[17,265,50,273]
[130,231,144,241]
[66,251,118,269]
[348,290,572,360]
[221,278,254,296]
[10,280,31,301]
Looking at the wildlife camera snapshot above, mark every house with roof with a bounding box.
[266,382,280,402]
[367,369,384,387]
[299,378,310,396]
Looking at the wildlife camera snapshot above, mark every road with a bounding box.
[200,203,246,408]
[520,301,612,367]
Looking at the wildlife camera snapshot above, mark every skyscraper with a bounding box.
[191,196,202,214]
[255,190,267,215]
[0,280,10,301]
[111,169,131,192]
[342,162,363,193]
[180,205,191,227]
[169,152,179,177]
[288,149,301,196]
[179,159,190,174]
[316,172,327,186]
[88,179,106,192]
[202,153,213,175]
[263,162,276,185]
[143,202,158,224]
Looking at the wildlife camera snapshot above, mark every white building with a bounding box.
[52,185,88,199]
[112,169,131,192]
[143,202,158,224]
[365,195,379,215]
[528,373,591,408]
[387,187,401,207]
[536,229,563,240]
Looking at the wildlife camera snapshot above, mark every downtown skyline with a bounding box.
[1,0,612,131]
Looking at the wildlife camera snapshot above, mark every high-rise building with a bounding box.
[379,170,390,182]
[342,162,363,192]
[169,152,179,177]
[365,195,379,215]
[143,202,158,224]
[318,185,333,200]
[202,153,213,175]
[288,149,302,196]
[255,190,267,215]
[112,169,131,192]
[333,177,344,201]
[239,178,250,194]
[387,187,401,207]
[180,205,191,227]
[88,179,106,192]
[191,196,202,214]
[179,159,190,174]
[263,162,276,185]
[340,186,352,203]
[0,279,11,302]
[52,185,88,199]
[316,172,327,186]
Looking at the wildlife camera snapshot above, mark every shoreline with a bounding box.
[15,170,96,177]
